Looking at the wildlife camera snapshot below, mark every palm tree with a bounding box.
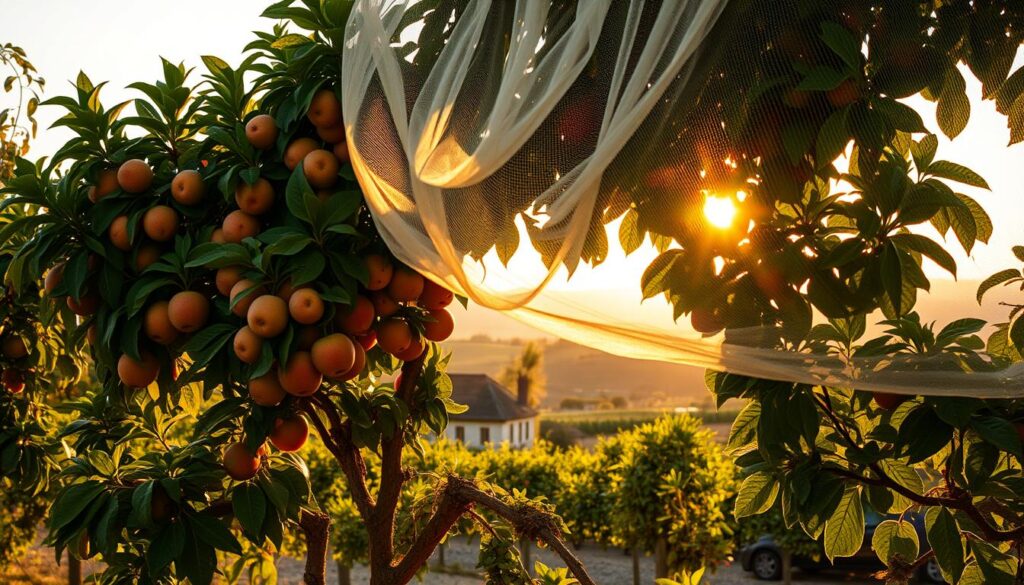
[499,341,547,408]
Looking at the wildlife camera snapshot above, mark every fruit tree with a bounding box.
[0,2,600,584]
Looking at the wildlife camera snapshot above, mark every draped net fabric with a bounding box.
[342,0,1024,396]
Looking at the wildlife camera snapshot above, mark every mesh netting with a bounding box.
[342,0,1024,396]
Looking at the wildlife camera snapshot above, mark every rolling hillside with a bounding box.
[441,337,711,409]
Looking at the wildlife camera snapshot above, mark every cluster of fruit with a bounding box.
[0,332,28,393]
[37,85,457,484]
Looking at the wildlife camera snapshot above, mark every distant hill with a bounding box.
[441,337,711,409]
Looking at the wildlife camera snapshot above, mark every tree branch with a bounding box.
[387,477,472,585]
[445,476,597,585]
[299,510,331,585]
[300,398,376,520]
[372,353,427,573]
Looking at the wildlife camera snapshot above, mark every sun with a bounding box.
[703,194,737,229]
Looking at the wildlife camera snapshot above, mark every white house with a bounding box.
[441,374,539,449]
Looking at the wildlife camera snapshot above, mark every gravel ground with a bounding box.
[9,534,878,585]
[273,536,880,585]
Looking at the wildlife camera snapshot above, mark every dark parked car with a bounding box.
[738,509,945,582]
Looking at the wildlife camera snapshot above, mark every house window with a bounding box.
[480,426,490,444]
[518,421,524,443]
[525,420,530,440]
[455,426,465,442]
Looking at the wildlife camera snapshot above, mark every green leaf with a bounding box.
[49,482,106,532]
[733,471,778,518]
[910,134,938,170]
[640,250,682,300]
[970,541,1016,585]
[727,401,760,453]
[823,486,864,562]
[871,519,919,567]
[925,507,965,583]
[976,268,1020,303]
[972,415,1022,456]
[927,161,990,190]
[797,66,848,91]
[189,512,242,555]
[147,521,185,574]
[232,483,267,541]
[936,67,970,139]
[889,234,956,277]
[819,22,862,71]
[619,208,643,255]
[816,107,850,166]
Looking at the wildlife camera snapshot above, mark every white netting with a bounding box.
[342,0,1024,396]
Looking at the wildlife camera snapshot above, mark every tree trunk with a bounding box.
[782,548,793,585]
[336,561,352,585]
[631,546,641,585]
[654,537,668,579]
[520,536,532,575]
[67,553,82,585]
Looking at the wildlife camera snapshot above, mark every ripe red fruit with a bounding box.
[168,291,210,333]
[117,352,161,388]
[2,336,28,359]
[222,210,261,243]
[395,335,425,361]
[303,149,340,189]
[2,369,25,393]
[230,280,265,317]
[278,351,323,396]
[235,178,275,215]
[144,301,179,345]
[117,159,154,193]
[311,334,356,378]
[109,215,133,251]
[289,288,325,325]
[388,266,425,302]
[245,114,279,150]
[247,295,289,338]
[249,372,286,407]
[307,88,342,128]
[216,267,244,297]
[91,168,119,202]
[337,342,367,381]
[418,279,454,310]
[335,295,375,334]
[872,392,909,411]
[67,293,100,316]
[44,262,65,295]
[422,308,454,342]
[171,169,205,205]
[370,291,401,318]
[377,318,413,355]
[354,331,377,351]
[270,416,309,452]
[223,442,261,481]
[365,254,393,290]
[233,326,263,364]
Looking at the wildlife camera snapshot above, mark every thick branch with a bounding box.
[387,478,473,585]
[372,354,428,573]
[446,476,597,585]
[299,510,331,585]
[301,398,375,520]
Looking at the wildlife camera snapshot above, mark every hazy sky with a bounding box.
[4,1,1023,343]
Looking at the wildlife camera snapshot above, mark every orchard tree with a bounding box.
[0,2,599,585]
[595,2,1024,584]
